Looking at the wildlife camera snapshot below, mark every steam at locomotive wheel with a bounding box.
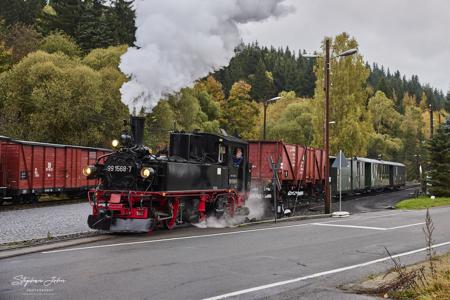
[85,115,251,232]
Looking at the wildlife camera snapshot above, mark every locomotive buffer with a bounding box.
[331,150,350,218]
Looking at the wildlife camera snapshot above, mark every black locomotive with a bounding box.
[85,116,250,232]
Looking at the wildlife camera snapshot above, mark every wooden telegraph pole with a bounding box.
[324,38,331,214]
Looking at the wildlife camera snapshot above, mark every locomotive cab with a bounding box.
[169,131,250,193]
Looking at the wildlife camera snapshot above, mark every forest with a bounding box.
[0,0,449,182]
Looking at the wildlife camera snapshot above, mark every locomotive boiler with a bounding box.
[85,116,250,232]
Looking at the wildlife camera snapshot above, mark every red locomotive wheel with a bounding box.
[164,199,180,230]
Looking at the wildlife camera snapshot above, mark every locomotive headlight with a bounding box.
[82,165,96,177]
[140,167,154,179]
[111,139,119,148]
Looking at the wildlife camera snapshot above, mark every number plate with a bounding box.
[105,165,133,173]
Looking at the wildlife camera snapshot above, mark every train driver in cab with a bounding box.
[232,147,243,167]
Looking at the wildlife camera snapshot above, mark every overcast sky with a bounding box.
[239,0,450,93]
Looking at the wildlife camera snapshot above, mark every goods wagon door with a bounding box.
[65,147,76,189]
[43,147,56,192]
[248,141,282,183]
[55,147,65,190]
[28,146,46,192]
[6,144,21,191]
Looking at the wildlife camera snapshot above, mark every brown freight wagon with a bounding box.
[0,135,111,203]
[248,141,326,213]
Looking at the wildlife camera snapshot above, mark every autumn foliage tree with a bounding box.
[0,49,128,146]
[312,33,371,156]
[222,80,260,139]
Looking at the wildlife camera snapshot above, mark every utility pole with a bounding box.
[305,39,356,215]
[429,104,434,138]
[263,102,268,140]
[324,38,331,214]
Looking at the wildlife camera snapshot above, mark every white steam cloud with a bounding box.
[194,191,267,229]
[119,0,294,112]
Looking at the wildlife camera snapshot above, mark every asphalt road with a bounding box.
[1,199,449,300]
[330,186,420,213]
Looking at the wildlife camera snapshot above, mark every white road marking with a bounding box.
[311,223,386,230]
[352,211,413,220]
[42,222,316,254]
[388,222,425,230]
[311,222,425,231]
[202,241,450,300]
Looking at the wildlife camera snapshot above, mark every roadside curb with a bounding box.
[0,235,112,259]
[237,213,332,227]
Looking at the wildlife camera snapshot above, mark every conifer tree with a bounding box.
[40,0,83,37]
[109,0,136,46]
[427,122,450,196]
[250,59,275,101]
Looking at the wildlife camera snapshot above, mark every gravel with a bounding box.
[0,202,94,245]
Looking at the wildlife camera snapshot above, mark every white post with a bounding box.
[332,150,349,218]
[339,149,342,212]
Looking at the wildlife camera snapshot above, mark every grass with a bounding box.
[395,196,450,210]
[389,253,450,300]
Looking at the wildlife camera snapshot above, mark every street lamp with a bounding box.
[323,39,358,214]
[263,96,281,140]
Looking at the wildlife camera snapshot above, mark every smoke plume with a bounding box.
[119,0,293,112]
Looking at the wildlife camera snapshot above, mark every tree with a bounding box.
[0,41,12,72]
[250,59,275,101]
[39,31,81,57]
[194,75,225,104]
[400,105,425,180]
[82,44,128,70]
[312,33,371,156]
[222,81,260,139]
[109,0,136,46]
[4,23,42,62]
[267,101,315,145]
[145,100,175,148]
[427,123,450,196]
[419,91,428,111]
[368,91,402,134]
[38,0,83,37]
[367,91,403,159]
[445,91,450,113]
[0,50,128,146]
[168,88,204,131]
[0,0,45,26]
[76,0,114,51]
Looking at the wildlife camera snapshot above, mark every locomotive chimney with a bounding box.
[130,115,145,146]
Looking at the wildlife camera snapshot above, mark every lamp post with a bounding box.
[263,96,281,140]
[323,39,357,214]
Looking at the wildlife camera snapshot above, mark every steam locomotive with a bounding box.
[85,116,250,232]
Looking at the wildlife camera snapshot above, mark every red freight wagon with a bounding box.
[248,141,326,212]
[0,135,110,203]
